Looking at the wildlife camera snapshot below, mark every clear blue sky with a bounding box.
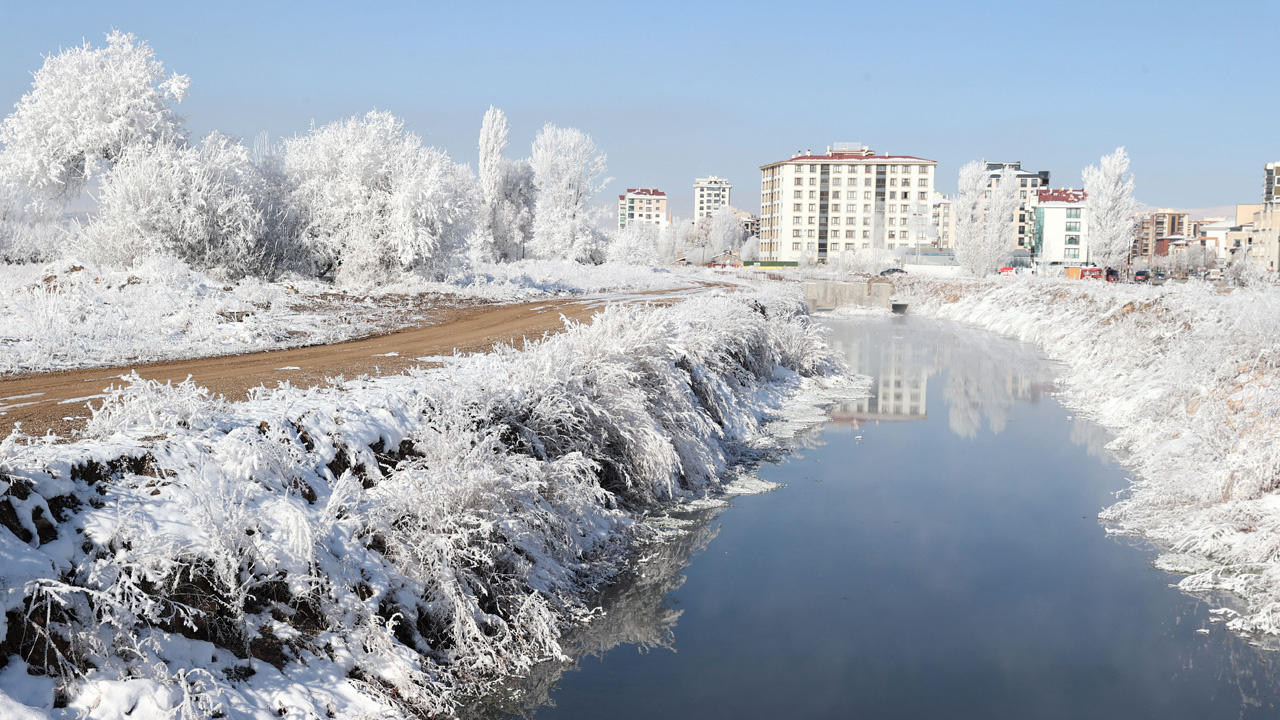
[2,0,1276,217]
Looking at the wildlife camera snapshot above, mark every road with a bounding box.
[0,291,687,438]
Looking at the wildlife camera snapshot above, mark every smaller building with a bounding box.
[1032,188,1089,267]
[1133,209,1188,261]
[617,188,669,231]
[930,191,953,249]
[733,208,761,238]
[694,176,732,219]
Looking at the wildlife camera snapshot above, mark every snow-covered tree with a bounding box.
[0,31,190,209]
[953,163,1017,276]
[740,236,760,262]
[1083,147,1139,273]
[471,107,535,263]
[605,224,660,265]
[708,207,745,255]
[84,132,301,278]
[284,111,477,284]
[528,124,609,263]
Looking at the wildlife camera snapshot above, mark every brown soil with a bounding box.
[0,295,629,438]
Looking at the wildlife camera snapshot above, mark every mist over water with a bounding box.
[468,315,1280,719]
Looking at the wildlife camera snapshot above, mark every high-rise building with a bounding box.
[1246,162,1280,272]
[930,191,953,248]
[694,176,732,219]
[758,143,937,263]
[617,188,669,231]
[984,161,1050,250]
[1133,209,1188,260]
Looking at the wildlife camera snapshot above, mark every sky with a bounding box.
[1,0,1277,219]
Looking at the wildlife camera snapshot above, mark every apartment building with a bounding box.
[984,162,1050,250]
[1032,188,1089,266]
[931,191,953,248]
[617,188,669,231]
[1246,162,1280,272]
[1132,209,1188,260]
[758,143,937,263]
[694,176,732,219]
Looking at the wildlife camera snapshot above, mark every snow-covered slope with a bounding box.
[0,287,852,718]
[901,277,1280,639]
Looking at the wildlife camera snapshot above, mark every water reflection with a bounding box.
[465,315,1280,719]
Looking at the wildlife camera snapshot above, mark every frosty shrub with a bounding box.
[0,31,189,209]
[528,124,609,263]
[0,288,843,717]
[84,133,289,278]
[285,111,477,284]
[605,224,661,265]
[0,188,70,263]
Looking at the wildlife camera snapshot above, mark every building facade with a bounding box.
[930,191,953,248]
[1032,188,1089,266]
[694,176,732,219]
[758,144,937,263]
[1246,162,1280,272]
[1132,209,1188,261]
[617,188,669,231]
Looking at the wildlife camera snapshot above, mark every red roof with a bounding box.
[623,188,666,197]
[1037,188,1087,204]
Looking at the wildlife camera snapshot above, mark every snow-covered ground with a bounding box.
[899,277,1280,640]
[0,257,741,376]
[0,286,857,718]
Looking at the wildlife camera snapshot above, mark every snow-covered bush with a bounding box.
[285,111,477,285]
[0,189,71,263]
[84,132,291,278]
[0,288,843,717]
[605,224,661,265]
[528,124,609,263]
[0,31,189,209]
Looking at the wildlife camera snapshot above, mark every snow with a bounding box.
[900,276,1280,639]
[0,285,853,718]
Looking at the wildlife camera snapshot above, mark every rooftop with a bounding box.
[1037,188,1087,204]
[620,188,666,198]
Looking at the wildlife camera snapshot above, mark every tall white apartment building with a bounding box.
[1031,188,1090,266]
[694,176,732,218]
[617,188,669,231]
[758,144,937,263]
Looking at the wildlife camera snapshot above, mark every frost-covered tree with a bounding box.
[528,124,610,263]
[708,207,745,256]
[953,163,1017,276]
[605,224,661,265]
[0,31,190,209]
[84,132,298,277]
[1083,147,1139,273]
[0,185,69,262]
[284,111,477,284]
[740,236,760,262]
[471,107,535,263]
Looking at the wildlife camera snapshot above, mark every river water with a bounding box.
[464,315,1280,719]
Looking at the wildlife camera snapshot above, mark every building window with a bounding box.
[1067,208,1081,218]
[795,178,803,186]
[832,178,842,186]
[808,217,816,224]
[831,217,840,225]
[846,230,855,238]
[918,192,927,200]
[792,229,802,237]
[832,204,841,212]
[810,191,817,199]
[862,231,870,239]
[832,191,841,199]
[809,164,817,172]
[1065,248,1080,259]
[794,190,802,199]
[918,178,928,187]
[1065,235,1080,245]
[792,242,801,250]
[809,178,817,186]
[793,216,801,224]
[1066,221,1081,232]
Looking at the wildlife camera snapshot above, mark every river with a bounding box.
[463,315,1280,719]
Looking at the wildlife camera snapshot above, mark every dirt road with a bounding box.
[0,293,653,438]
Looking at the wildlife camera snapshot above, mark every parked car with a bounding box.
[1106,268,1120,282]
[1134,270,1151,282]
[879,268,907,276]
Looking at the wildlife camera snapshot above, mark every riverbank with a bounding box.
[0,286,846,718]
[898,276,1280,639]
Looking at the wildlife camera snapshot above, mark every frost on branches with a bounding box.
[1082,147,1138,273]
[953,162,1017,277]
[529,124,610,263]
[0,31,189,209]
[471,107,536,263]
[0,289,845,718]
[284,111,477,284]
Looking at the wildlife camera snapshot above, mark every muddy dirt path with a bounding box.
[0,288,715,438]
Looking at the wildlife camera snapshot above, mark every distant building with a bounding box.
[758,143,938,263]
[1246,162,1280,272]
[1032,188,1089,267]
[733,208,761,238]
[1193,218,1235,261]
[617,188,669,231]
[984,161,1050,250]
[930,191,953,248]
[694,176,732,219]
[1133,209,1188,260]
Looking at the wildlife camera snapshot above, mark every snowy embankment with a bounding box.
[0,287,849,718]
[899,277,1280,638]
[0,257,725,376]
